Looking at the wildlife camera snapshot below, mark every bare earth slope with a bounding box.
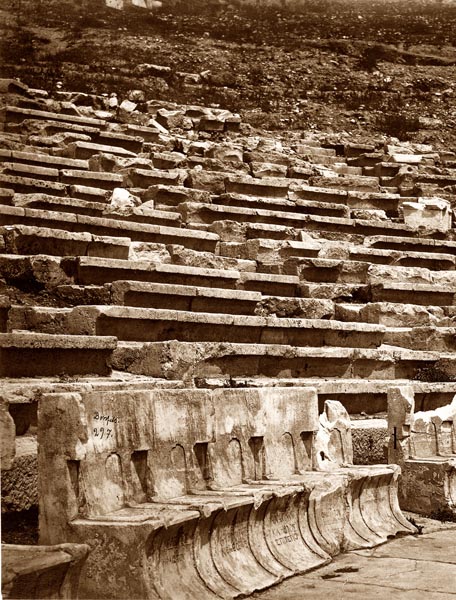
[1,0,456,148]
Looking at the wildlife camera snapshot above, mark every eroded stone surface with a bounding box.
[37,388,412,599]
[2,543,89,599]
[388,387,456,514]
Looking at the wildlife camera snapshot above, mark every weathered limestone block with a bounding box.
[2,543,89,600]
[0,254,72,290]
[388,387,456,515]
[111,280,260,315]
[1,225,131,260]
[51,305,385,348]
[254,297,334,319]
[186,169,226,194]
[144,184,211,207]
[167,244,255,272]
[250,162,288,179]
[351,419,388,465]
[401,197,452,232]
[385,326,456,352]
[2,437,37,512]
[1,401,15,470]
[0,333,117,377]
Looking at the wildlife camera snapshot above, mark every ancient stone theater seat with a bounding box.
[388,385,456,515]
[38,387,414,599]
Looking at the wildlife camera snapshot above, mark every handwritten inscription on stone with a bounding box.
[94,411,119,424]
[92,412,118,441]
[93,427,113,440]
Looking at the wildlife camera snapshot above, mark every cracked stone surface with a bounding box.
[253,526,456,599]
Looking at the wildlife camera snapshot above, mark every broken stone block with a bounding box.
[0,401,15,471]
[388,387,456,515]
[401,197,452,232]
[1,437,37,512]
[2,543,89,600]
[103,187,141,217]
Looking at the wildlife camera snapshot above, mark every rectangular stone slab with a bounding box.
[370,282,456,306]
[69,256,239,287]
[55,305,386,348]
[2,225,130,259]
[0,333,117,377]
[0,205,218,252]
[4,105,105,127]
[212,195,349,218]
[111,340,452,381]
[111,280,261,314]
[10,150,88,170]
[365,235,456,255]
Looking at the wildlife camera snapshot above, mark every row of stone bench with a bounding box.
[36,386,414,599]
[2,331,454,381]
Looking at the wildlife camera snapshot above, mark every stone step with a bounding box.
[0,149,89,170]
[365,235,456,255]
[238,271,299,296]
[1,162,60,182]
[284,257,370,284]
[294,144,337,157]
[209,215,420,246]
[199,377,456,415]
[0,296,10,333]
[111,280,262,314]
[307,174,380,193]
[68,184,109,203]
[225,175,290,198]
[111,340,455,381]
[289,257,456,287]
[213,192,349,218]
[371,282,456,306]
[60,140,136,160]
[337,301,454,328]
[179,201,349,230]
[144,184,211,208]
[59,169,124,190]
[0,149,88,171]
[349,246,456,270]
[346,191,402,216]
[416,172,456,187]
[67,256,241,288]
[8,117,100,138]
[0,188,15,205]
[0,206,217,252]
[9,305,385,348]
[294,214,418,239]
[0,332,117,377]
[3,105,105,128]
[300,282,370,301]
[12,193,181,227]
[1,225,130,259]
[92,131,144,154]
[0,174,67,196]
[125,124,161,143]
[288,183,348,204]
[124,167,186,188]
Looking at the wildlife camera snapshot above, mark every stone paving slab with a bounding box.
[253,527,456,599]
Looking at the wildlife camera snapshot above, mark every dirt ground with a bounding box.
[1,0,456,146]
